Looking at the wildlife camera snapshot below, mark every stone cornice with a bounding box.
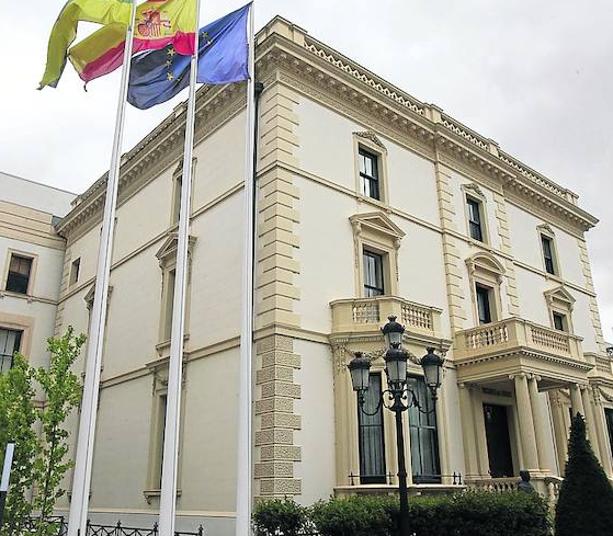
[56,16,598,238]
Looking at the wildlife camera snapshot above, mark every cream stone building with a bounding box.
[42,16,613,535]
[0,171,73,375]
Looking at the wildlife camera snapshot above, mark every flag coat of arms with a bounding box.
[69,0,196,83]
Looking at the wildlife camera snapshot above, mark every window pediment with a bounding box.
[350,212,405,244]
[84,285,113,310]
[537,223,555,237]
[354,131,387,152]
[463,182,486,199]
[466,252,505,279]
[155,233,197,268]
[544,285,575,309]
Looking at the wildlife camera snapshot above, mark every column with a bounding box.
[569,383,584,418]
[471,388,490,477]
[548,390,568,475]
[581,386,602,460]
[458,383,479,479]
[592,388,613,478]
[528,375,549,474]
[513,374,539,472]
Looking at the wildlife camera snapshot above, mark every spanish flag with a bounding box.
[70,0,196,84]
[39,0,133,89]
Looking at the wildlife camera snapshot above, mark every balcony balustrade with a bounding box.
[330,295,442,339]
[454,317,584,363]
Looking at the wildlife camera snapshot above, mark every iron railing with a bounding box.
[347,471,463,486]
[19,518,205,536]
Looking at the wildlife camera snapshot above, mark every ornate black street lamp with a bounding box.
[347,315,445,536]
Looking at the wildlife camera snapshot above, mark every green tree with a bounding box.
[33,327,85,534]
[0,354,39,536]
[555,413,613,536]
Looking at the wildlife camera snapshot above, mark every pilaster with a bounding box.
[255,82,301,330]
[434,146,467,331]
[577,238,607,354]
[492,192,520,316]
[254,335,302,498]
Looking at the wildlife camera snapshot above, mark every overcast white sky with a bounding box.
[1,1,612,341]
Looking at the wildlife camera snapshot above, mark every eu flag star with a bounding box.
[167,72,175,81]
[167,47,176,57]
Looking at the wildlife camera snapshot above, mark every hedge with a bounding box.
[253,491,550,536]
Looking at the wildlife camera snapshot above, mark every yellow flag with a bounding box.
[39,0,133,89]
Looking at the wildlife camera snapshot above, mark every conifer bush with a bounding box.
[554,413,613,536]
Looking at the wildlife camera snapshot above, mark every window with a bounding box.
[541,235,556,275]
[359,148,380,201]
[6,254,32,294]
[605,409,613,463]
[156,394,168,488]
[475,284,493,324]
[171,175,182,224]
[357,374,386,484]
[552,312,567,332]
[466,197,484,242]
[163,269,176,340]
[407,376,440,483]
[70,258,81,286]
[363,250,385,297]
[0,328,22,373]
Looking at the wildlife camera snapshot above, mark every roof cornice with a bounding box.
[58,16,598,237]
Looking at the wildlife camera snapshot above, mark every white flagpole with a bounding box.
[158,0,201,534]
[236,3,256,536]
[67,2,138,535]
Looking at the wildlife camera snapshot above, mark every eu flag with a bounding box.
[128,3,251,110]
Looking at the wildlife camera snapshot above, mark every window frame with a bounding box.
[0,327,23,373]
[537,225,561,278]
[466,197,485,243]
[358,148,381,201]
[69,258,81,287]
[4,251,36,295]
[170,158,197,226]
[545,286,575,334]
[353,132,389,205]
[466,253,505,327]
[357,372,387,484]
[462,184,490,245]
[362,248,386,297]
[407,375,441,484]
[475,283,494,325]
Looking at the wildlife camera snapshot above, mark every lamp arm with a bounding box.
[356,390,385,417]
[407,387,437,415]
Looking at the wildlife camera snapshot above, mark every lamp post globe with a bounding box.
[420,347,445,399]
[381,315,405,348]
[347,351,372,392]
[384,342,409,388]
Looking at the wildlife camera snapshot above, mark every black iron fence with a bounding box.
[346,471,464,486]
[19,518,205,536]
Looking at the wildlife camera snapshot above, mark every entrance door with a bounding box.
[483,404,514,478]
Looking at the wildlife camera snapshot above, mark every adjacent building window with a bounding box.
[466,197,484,242]
[363,250,385,297]
[0,328,22,373]
[70,258,81,286]
[359,148,380,201]
[407,376,440,483]
[155,394,168,488]
[171,175,183,225]
[475,283,493,324]
[541,235,557,275]
[6,254,33,294]
[357,373,386,484]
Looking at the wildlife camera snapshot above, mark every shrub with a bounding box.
[256,491,550,536]
[253,498,311,536]
[310,495,397,536]
[555,413,613,536]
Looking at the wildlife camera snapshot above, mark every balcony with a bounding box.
[454,318,591,385]
[330,296,443,343]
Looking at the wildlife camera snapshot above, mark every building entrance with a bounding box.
[483,404,514,478]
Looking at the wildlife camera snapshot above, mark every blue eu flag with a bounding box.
[128,3,251,110]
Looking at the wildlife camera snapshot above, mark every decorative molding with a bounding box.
[537,223,555,237]
[463,182,486,199]
[353,130,387,152]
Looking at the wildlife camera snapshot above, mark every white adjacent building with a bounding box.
[0,171,74,375]
[3,16,613,536]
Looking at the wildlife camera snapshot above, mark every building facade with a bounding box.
[0,171,73,377]
[26,17,613,535]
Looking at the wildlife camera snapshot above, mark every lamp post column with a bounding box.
[394,403,410,536]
